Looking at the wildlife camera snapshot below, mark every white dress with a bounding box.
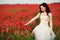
[32,13,56,40]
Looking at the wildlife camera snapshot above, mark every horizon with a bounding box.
[0,0,60,4]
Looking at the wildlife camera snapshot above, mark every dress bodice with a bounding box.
[40,13,49,24]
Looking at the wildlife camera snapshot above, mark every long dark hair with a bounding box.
[39,3,51,15]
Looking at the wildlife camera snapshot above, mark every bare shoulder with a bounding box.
[37,12,41,15]
[48,12,52,16]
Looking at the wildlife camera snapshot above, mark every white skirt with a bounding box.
[32,23,56,40]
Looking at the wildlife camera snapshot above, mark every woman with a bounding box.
[24,3,56,40]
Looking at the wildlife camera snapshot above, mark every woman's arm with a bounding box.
[24,12,40,26]
[49,13,53,30]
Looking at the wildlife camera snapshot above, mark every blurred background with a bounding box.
[0,0,60,40]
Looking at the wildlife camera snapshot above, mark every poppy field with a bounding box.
[0,3,60,40]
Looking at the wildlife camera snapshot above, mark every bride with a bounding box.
[24,3,56,40]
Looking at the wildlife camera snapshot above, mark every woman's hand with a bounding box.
[24,24,28,26]
[50,31,52,36]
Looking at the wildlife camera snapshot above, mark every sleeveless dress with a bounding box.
[32,13,56,40]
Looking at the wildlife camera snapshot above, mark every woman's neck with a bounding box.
[43,11,46,13]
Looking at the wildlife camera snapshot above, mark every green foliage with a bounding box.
[55,32,60,40]
[0,32,8,40]
[9,33,16,40]
[53,25,60,40]
[15,34,21,40]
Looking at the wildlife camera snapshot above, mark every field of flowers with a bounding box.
[0,3,60,40]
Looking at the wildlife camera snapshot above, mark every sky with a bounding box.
[0,0,60,4]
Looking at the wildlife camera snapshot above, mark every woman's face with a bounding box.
[41,6,46,12]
